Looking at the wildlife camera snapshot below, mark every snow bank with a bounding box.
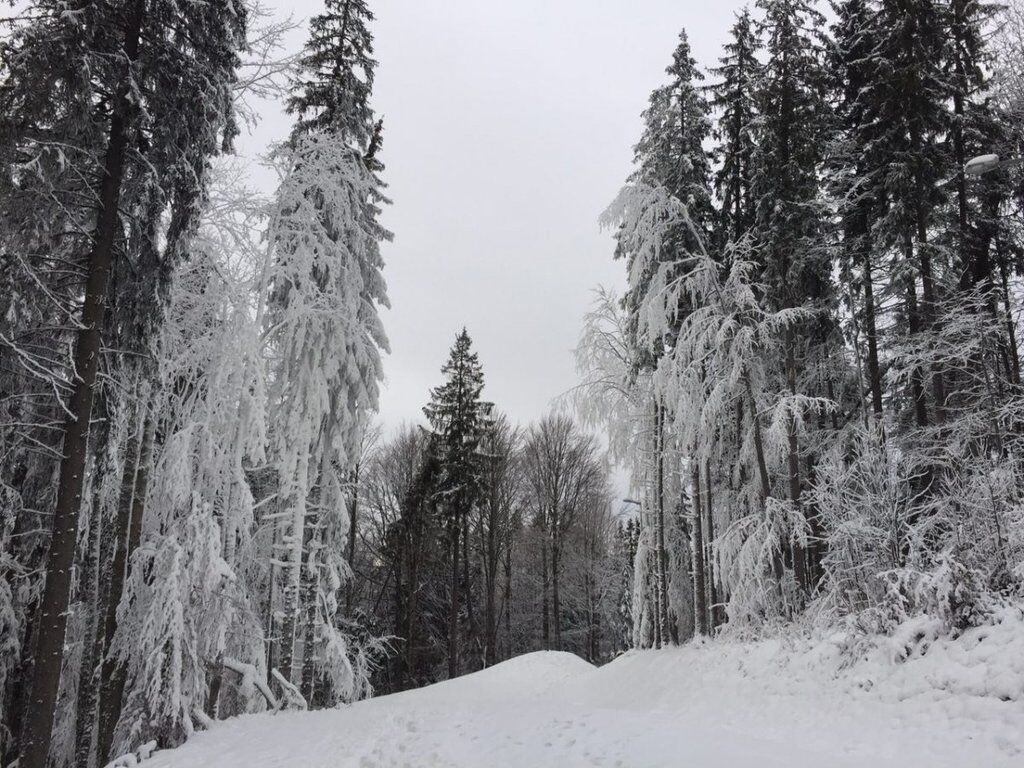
[560,608,1024,764]
[143,621,1024,768]
[385,650,594,706]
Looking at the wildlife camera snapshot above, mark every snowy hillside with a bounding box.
[143,617,1024,768]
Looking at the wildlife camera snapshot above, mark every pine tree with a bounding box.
[266,0,390,695]
[709,8,762,245]
[618,26,715,647]
[857,0,952,426]
[831,0,886,424]
[750,0,836,592]
[287,0,378,148]
[627,27,715,343]
[423,329,491,678]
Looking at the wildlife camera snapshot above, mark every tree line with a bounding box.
[345,329,626,693]
[579,0,1024,648]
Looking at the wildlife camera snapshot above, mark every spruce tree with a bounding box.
[751,0,835,591]
[288,0,378,148]
[423,329,491,678]
[708,8,762,245]
[266,0,390,693]
[831,0,886,423]
[619,27,715,645]
[630,28,715,274]
[856,0,952,426]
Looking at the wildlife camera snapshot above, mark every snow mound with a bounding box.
[396,650,593,705]
[144,621,1024,768]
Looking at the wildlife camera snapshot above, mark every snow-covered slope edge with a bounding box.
[562,606,1024,764]
[142,614,1024,768]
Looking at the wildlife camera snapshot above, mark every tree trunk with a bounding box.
[461,513,475,666]
[96,408,154,766]
[345,464,359,615]
[205,656,224,720]
[691,462,708,636]
[704,460,719,630]
[447,516,460,679]
[997,243,1022,386]
[905,262,930,428]
[299,531,318,704]
[72,456,106,768]
[502,538,513,659]
[784,333,808,593]
[743,374,771,499]
[654,404,670,645]
[551,527,562,651]
[540,531,550,650]
[860,228,885,422]
[18,6,143,766]
[950,0,973,295]
[277,450,310,686]
[483,509,498,667]
[911,130,947,420]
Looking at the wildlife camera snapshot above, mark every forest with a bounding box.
[3,0,1024,767]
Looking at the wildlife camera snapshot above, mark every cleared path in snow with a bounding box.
[144,639,1024,768]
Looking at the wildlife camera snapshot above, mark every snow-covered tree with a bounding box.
[708,8,761,246]
[423,329,491,677]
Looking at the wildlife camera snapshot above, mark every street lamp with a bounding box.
[964,153,1003,177]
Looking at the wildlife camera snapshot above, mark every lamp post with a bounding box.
[963,153,1023,178]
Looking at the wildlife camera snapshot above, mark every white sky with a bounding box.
[247,0,749,431]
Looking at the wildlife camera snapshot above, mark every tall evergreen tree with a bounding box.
[288,0,378,148]
[423,329,491,678]
[709,7,762,245]
[831,0,886,424]
[619,27,715,646]
[858,0,953,426]
[751,0,836,591]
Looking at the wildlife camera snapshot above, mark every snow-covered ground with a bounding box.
[146,612,1024,768]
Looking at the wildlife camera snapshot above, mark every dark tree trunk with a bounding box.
[540,531,550,650]
[905,264,930,428]
[784,333,808,593]
[482,508,498,667]
[654,405,670,645]
[551,527,561,651]
[447,517,460,679]
[856,218,885,422]
[461,513,476,666]
[96,409,154,766]
[704,460,719,630]
[691,462,708,637]
[205,656,224,720]
[72,460,106,768]
[502,539,513,659]
[997,243,1021,386]
[910,131,946,420]
[18,7,143,766]
[345,464,359,615]
[299,532,318,704]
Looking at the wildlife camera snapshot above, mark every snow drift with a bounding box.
[142,616,1024,768]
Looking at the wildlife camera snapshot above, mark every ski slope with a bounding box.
[145,620,1024,768]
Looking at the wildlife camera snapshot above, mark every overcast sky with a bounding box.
[247,0,749,432]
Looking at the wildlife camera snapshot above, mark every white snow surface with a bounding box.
[146,612,1024,767]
